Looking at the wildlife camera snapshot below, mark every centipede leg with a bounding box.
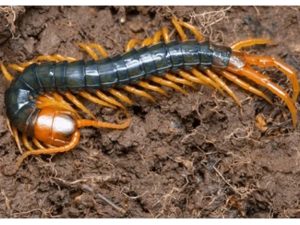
[77,43,108,60]
[205,69,241,106]
[240,54,299,101]
[219,70,272,104]
[165,73,195,88]
[125,39,141,52]
[95,90,126,109]
[227,65,297,127]
[137,81,168,96]
[32,138,46,149]
[176,18,205,42]
[9,54,76,73]
[22,133,34,151]
[11,126,22,153]
[150,76,188,94]
[190,68,224,92]
[231,38,273,51]
[79,91,117,109]
[36,94,79,117]
[108,89,134,105]
[172,17,188,41]
[123,85,156,102]
[64,91,96,119]
[1,63,14,81]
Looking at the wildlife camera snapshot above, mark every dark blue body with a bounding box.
[5,40,231,134]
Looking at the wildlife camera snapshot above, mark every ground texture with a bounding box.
[0,6,300,218]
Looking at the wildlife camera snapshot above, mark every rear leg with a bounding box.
[227,64,297,127]
[240,54,299,101]
[219,70,272,104]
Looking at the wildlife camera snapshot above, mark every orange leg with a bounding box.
[205,69,241,106]
[77,43,108,60]
[150,76,187,95]
[141,37,154,47]
[190,68,224,92]
[95,90,126,109]
[1,63,14,81]
[241,54,299,101]
[108,89,134,105]
[231,38,273,51]
[9,54,76,73]
[79,91,116,109]
[176,18,205,42]
[137,81,168,96]
[162,27,170,44]
[165,73,195,88]
[32,138,46,149]
[227,65,297,127]
[64,91,96,119]
[22,133,34,151]
[178,70,206,86]
[152,30,163,44]
[125,38,141,52]
[11,126,22,153]
[219,70,272,104]
[36,94,79,117]
[172,17,188,41]
[123,85,155,102]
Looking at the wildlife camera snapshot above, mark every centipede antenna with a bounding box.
[77,112,131,130]
[14,131,81,172]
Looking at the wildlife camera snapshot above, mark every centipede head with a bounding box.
[34,107,78,146]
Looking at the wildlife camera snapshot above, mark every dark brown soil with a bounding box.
[0,6,300,218]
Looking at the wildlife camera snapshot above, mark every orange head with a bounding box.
[34,108,78,146]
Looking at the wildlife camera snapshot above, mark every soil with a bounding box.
[0,6,300,218]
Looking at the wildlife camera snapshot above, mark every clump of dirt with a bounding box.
[0,6,25,44]
[0,6,300,218]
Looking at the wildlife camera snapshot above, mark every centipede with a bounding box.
[1,17,299,174]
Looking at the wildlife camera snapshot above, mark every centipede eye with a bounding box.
[34,107,77,146]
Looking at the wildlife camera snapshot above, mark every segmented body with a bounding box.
[5,40,231,136]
